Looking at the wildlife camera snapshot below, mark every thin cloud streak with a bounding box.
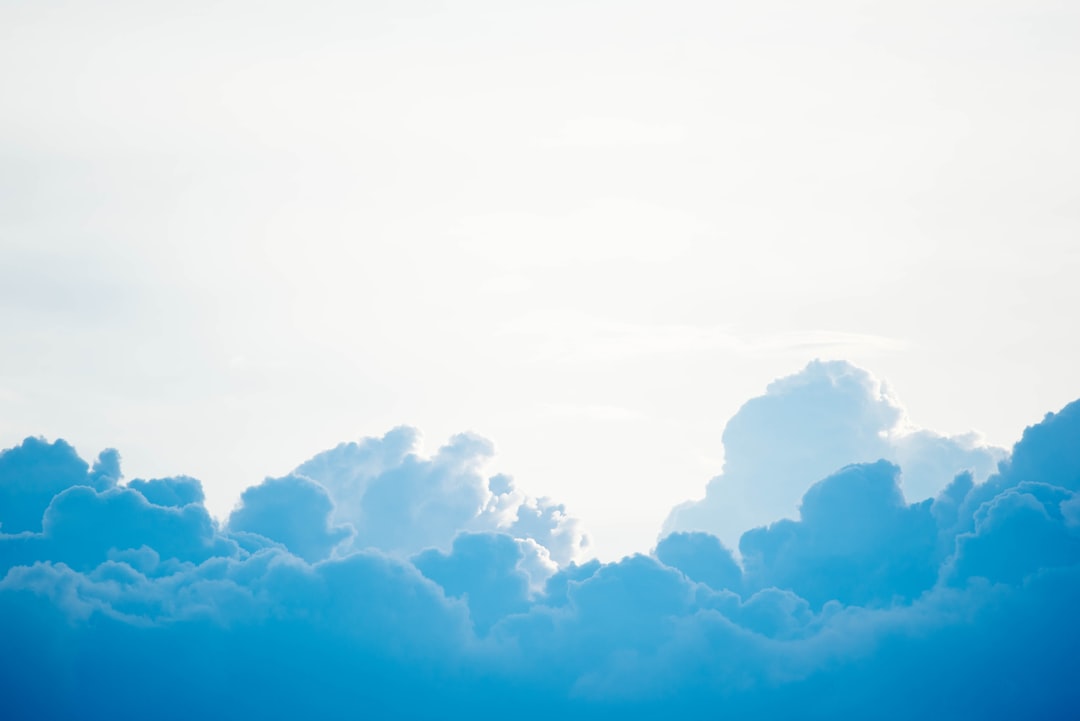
[503,311,907,363]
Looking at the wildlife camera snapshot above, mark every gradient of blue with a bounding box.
[2,393,1079,718]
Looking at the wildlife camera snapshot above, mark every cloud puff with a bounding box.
[738,460,938,607]
[654,531,742,592]
[1,484,238,575]
[127,475,204,508]
[664,360,1004,550]
[0,438,118,533]
[227,474,353,563]
[2,362,1079,718]
[413,532,539,633]
[295,428,588,564]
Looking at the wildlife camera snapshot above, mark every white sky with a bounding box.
[2,0,1078,560]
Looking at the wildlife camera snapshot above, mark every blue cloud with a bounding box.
[295,428,588,564]
[0,437,117,533]
[948,481,1080,585]
[654,531,742,592]
[227,474,353,563]
[1,484,237,574]
[739,460,938,607]
[2,362,1079,718]
[414,532,534,633]
[127,475,204,508]
[664,360,1004,549]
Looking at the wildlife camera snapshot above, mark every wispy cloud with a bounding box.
[502,310,907,363]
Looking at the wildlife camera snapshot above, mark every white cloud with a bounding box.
[502,310,906,363]
[664,360,1005,551]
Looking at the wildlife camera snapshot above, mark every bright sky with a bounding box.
[2,0,1078,560]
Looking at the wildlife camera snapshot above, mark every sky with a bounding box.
[3,3,1080,716]
[2,1,1079,562]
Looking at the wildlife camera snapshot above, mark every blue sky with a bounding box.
[2,1,1079,717]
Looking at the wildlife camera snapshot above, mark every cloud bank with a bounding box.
[2,361,1079,719]
[664,360,1005,549]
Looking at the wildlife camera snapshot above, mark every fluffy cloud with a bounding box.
[126,475,204,508]
[664,360,1005,550]
[227,474,353,563]
[2,363,1079,718]
[0,438,118,533]
[1,484,237,575]
[295,428,588,564]
[414,532,540,633]
[738,460,938,607]
[654,531,742,592]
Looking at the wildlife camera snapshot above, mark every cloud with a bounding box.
[738,460,938,607]
[413,532,539,633]
[295,427,588,565]
[654,531,742,592]
[127,475,204,508]
[0,437,118,533]
[948,482,1080,585]
[2,362,1079,718]
[664,360,1005,550]
[1,484,237,575]
[503,312,907,364]
[227,474,353,563]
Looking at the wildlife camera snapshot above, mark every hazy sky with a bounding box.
[2,0,1078,560]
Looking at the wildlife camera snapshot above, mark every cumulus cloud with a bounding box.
[0,438,118,533]
[227,475,353,563]
[295,428,588,564]
[738,460,938,607]
[126,475,204,508]
[654,531,742,592]
[1,484,237,574]
[2,363,1079,718]
[663,360,1005,550]
[414,532,540,633]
